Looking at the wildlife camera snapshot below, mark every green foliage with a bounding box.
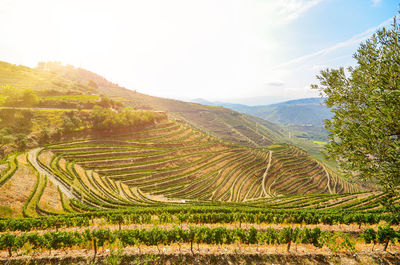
[21,89,39,106]
[42,94,99,101]
[312,16,400,209]
[0,109,33,134]
[362,228,377,244]
[0,154,18,187]
[0,86,38,107]
[104,248,124,265]
[88,106,166,132]
[0,205,12,217]
[322,232,356,254]
[3,206,399,233]
[0,226,376,256]
[377,226,397,251]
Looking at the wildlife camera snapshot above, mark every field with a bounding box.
[41,95,100,101]
[0,118,398,264]
[0,62,399,264]
[22,119,359,215]
[313,141,328,146]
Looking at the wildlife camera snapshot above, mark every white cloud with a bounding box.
[275,0,324,23]
[254,16,395,104]
[275,16,393,69]
[371,0,382,7]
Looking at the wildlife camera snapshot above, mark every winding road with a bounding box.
[27,148,76,199]
[261,150,273,197]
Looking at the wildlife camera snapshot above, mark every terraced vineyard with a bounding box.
[20,119,358,214]
[0,118,399,264]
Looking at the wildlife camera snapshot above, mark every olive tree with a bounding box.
[312,15,400,213]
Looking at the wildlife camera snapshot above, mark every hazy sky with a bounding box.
[0,0,398,105]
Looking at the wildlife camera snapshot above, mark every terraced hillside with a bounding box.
[25,119,358,214]
[0,61,286,147]
[37,62,285,147]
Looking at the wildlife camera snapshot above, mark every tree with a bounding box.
[39,127,50,144]
[21,89,38,106]
[0,128,14,148]
[61,111,82,132]
[15,133,28,151]
[362,228,377,251]
[312,15,400,213]
[88,80,98,89]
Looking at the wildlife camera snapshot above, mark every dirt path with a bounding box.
[3,221,398,237]
[262,150,273,197]
[318,161,333,194]
[1,243,399,265]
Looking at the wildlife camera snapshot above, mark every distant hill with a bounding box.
[191,97,333,142]
[191,97,332,126]
[0,60,362,211]
[0,61,285,147]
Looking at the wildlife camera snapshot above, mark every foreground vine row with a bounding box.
[1,226,399,258]
[1,206,400,232]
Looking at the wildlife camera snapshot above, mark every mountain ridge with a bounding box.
[190,97,332,126]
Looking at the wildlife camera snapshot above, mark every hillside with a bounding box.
[0,61,331,165]
[0,61,96,93]
[2,2,400,263]
[191,98,332,126]
[0,60,362,214]
[1,61,284,147]
[0,62,393,265]
[42,121,360,209]
[192,98,332,141]
[45,61,286,147]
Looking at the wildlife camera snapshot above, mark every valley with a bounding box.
[0,61,397,264]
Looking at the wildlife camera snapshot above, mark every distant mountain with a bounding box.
[191,97,332,126]
[191,97,333,142]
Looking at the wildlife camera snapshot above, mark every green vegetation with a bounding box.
[1,32,398,260]
[312,16,400,211]
[313,141,327,146]
[0,154,18,187]
[0,86,38,107]
[88,106,165,132]
[194,98,332,142]
[0,226,367,258]
[0,61,96,93]
[0,95,165,157]
[3,204,400,232]
[33,119,356,214]
[0,60,288,149]
[42,94,99,101]
[58,106,166,134]
[0,205,12,218]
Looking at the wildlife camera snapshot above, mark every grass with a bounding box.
[41,94,99,101]
[268,144,282,150]
[0,205,12,217]
[313,140,328,146]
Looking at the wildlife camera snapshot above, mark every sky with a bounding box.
[0,0,398,105]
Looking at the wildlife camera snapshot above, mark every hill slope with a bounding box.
[192,97,332,141]
[0,60,364,218]
[33,120,359,211]
[0,61,284,147]
[191,98,332,126]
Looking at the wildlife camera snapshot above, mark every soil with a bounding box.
[38,177,64,213]
[2,221,399,238]
[0,154,37,217]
